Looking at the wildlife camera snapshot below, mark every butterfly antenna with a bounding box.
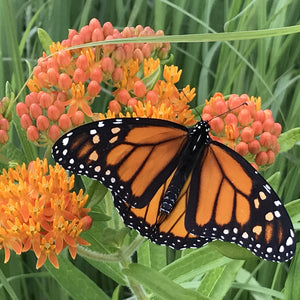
[208,102,248,122]
[178,88,248,122]
[178,88,202,117]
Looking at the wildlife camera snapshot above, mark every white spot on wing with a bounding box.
[62,137,69,146]
[274,211,281,218]
[286,237,293,246]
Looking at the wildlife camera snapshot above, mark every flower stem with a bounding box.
[77,235,145,262]
[77,235,147,298]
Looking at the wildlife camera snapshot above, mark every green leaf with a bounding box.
[18,3,47,56]
[159,53,174,65]
[83,178,108,208]
[266,172,281,191]
[285,244,300,300]
[123,263,209,300]
[278,127,300,152]
[75,25,300,47]
[83,258,127,286]
[285,199,300,221]
[112,285,121,300]
[37,28,54,54]
[234,268,282,299]
[45,255,110,300]
[141,63,161,90]
[101,227,129,248]
[4,140,24,162]
[137,240,167,270]
[198,260,244,299]
[210,240,256,261]
[12,119,37,163]
[161,245,233,283]
[88,210,111,222]
[0,268,18,300]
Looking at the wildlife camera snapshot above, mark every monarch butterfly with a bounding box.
[52,117,296,262]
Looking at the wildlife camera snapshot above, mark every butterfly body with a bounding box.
[52,117,296,262]
[161,121,209,214]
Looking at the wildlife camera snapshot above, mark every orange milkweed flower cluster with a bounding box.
[22,18,170,145]
[202,92,281,170]
[99,58,196,126]
[0,158,91,269]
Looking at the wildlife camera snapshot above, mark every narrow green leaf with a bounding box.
[4,140,24,162]
[83,258,127,286]
[45,255,110,300]
[234,268,283,299]
[137,240,167,270]
[285,199,300,221]
[112,285,121,300]
[123,263,209,300]
[285,244,300,300]
[12,119,37,163]
[266,172,281,191]
[61,24,300,51]
[198,260,244,299]
[161,245,233,283]
[137,240,151,268]
[37,28,53,54]
[78,0,93,28]
[1,0,24,92]
[82,177,108,208]
[142,64,161,90]
[19,3,47,56]
[210,241,256,261]
[278,127,300,152]
[0,268,18,300]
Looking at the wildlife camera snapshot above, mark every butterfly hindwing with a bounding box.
[185,141,295,261]
[52,118,188,208]
[113,168,212,249]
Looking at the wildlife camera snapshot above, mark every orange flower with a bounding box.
[66,82,93,117]
[103,57,197,125]
[0,158,91,269]
[143,57,160,77]
[36,236,58,269]
[163,65,182,84]
[202,92,281,170]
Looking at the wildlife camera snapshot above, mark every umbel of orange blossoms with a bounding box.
[20,18,171,145]
[98,58,196,126]
[202,92,281,170]
[0,158,91,269]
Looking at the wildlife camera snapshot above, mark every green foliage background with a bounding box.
[0,0,300,299]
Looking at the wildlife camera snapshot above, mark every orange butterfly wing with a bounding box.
[185,142,295,261]
[53,118,188,208]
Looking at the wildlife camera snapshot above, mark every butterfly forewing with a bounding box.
[185,141,295,262]
[52,118,188,208]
